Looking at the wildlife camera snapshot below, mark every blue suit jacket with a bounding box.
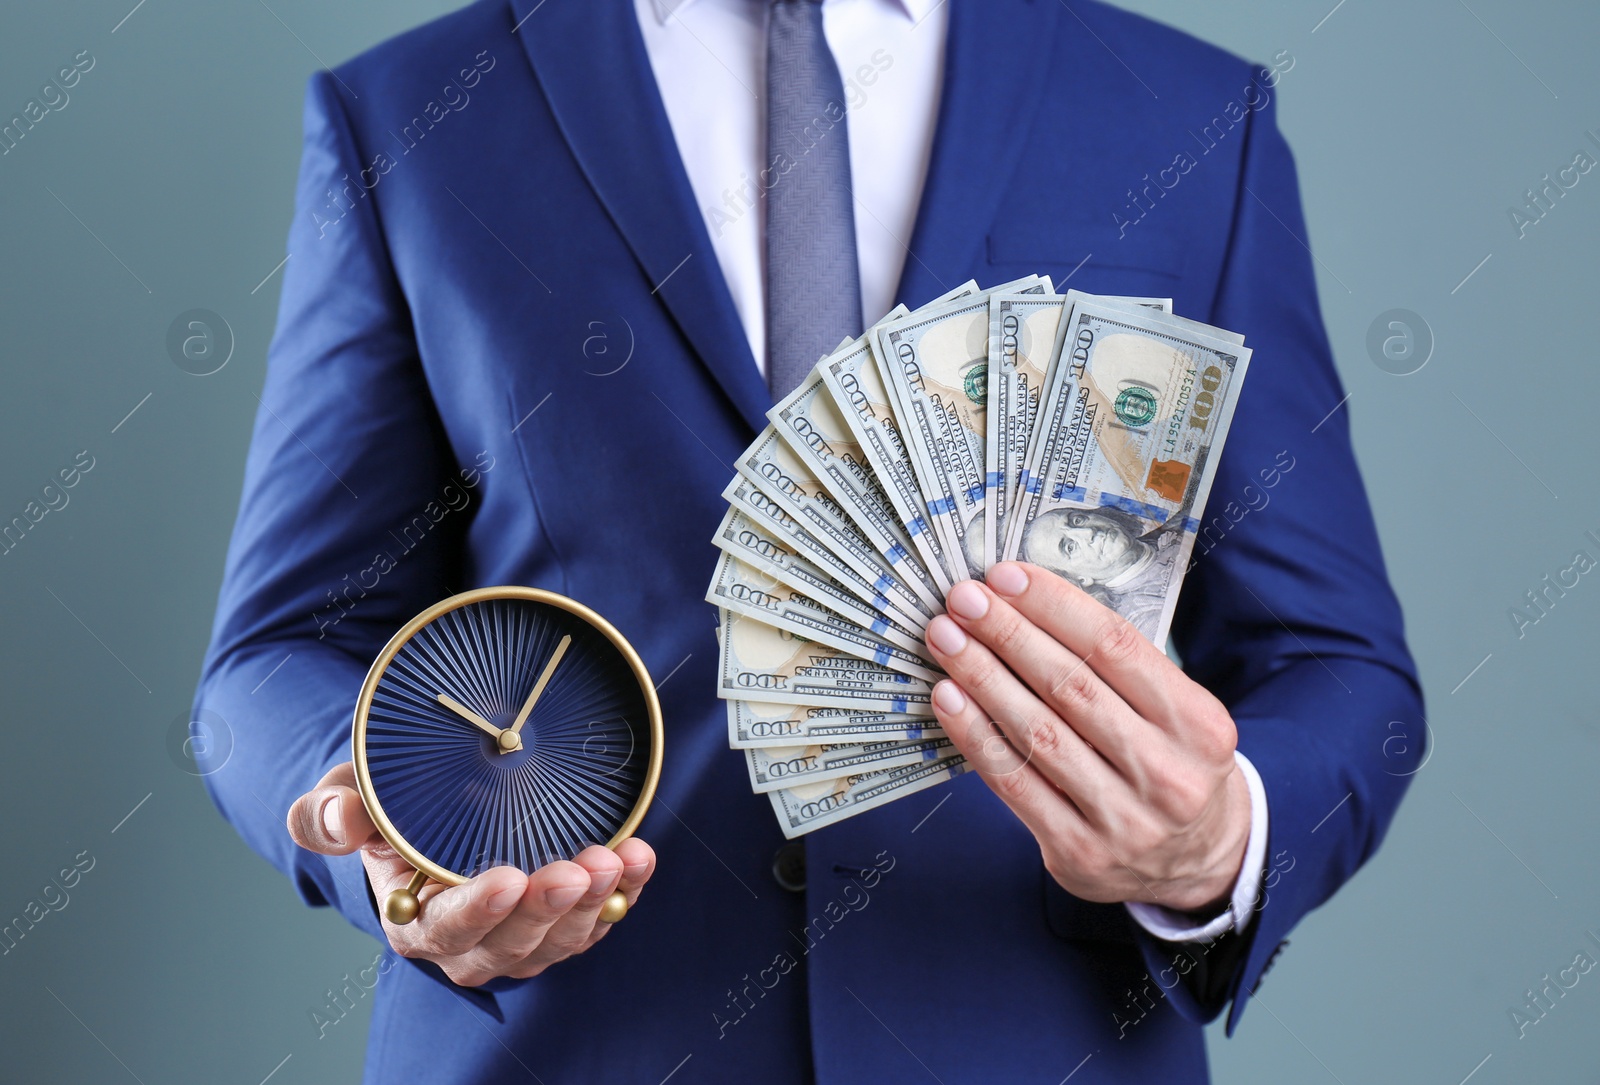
[195,1,1425,1081]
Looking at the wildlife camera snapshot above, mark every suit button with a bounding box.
[771,842,806,892]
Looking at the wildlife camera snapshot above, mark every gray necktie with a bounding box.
[764,0,863,400]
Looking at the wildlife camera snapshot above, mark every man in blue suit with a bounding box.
[195,0,1423,1080]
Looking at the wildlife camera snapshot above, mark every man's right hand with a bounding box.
[287,762,656,987]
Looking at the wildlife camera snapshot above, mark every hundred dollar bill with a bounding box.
[1005,300,1252,643]
[875,276,1051,580]
[715,606,933,712]
[1005,299,1244,574]
[726,699,943,748]
[706,552,941,681]
[723,475,928,633]
[767,752,969,838]
[986,291,1171,565]
[745,735,955,793]
[814,333,957,591]
[771,346,952,603]
[734,426,943,617]
[808,286,983,588]
[711,507,926,651]
[1005,295,1208,563]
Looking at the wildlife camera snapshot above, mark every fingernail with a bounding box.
[320,796,343,844]
[947,581,989,620]
[927,615,968,655]
[545,883,586,910]
[933,680,967,714]
[988,563,1028,597]
[588,868,621,898]
[487,885,522,913]
[623,860,649,876]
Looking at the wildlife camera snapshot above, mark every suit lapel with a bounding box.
[511,0,772,432]
[895,0,1060,305]
[511,0,1060,428]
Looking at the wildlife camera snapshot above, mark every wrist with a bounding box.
[1163,762,1253,915]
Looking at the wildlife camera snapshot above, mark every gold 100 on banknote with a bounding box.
[707,275,1252,838]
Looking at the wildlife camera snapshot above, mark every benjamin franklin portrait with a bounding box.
[1020,506,1183,640]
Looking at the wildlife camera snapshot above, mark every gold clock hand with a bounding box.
[437,693,522,752]
[509,634,572,735]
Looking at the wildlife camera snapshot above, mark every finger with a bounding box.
[927,678,1084,847]
[612,837,656,908]
[391,865,530,961]
[470,859,591,966]
[516,846,625,971]
[925,613,1119,810]
[987,562,1188,724]
[931,680,1170,904]
[581,838,656,947]
[287,762,378,856]
[943,579,1147,772]
[488,842,657,977]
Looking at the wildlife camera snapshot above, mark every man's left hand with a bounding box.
[924,561,1251,915]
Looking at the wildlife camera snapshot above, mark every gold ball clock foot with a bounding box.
[598,890,628,924]
[385,870,428,925]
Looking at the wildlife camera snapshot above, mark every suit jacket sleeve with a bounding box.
[1131,79,1426,1034]
[192,71,507,1015]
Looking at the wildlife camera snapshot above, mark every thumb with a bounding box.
[287,761,378,856]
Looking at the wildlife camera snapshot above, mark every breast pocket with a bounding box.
[987,218,1185,296]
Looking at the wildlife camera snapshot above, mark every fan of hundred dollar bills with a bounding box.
[707,275,1252,838]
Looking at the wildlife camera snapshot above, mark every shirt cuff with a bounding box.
[1124,750,1269,943]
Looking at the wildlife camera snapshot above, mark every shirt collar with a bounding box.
[649,0,935,27]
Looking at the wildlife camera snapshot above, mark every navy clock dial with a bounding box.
[351,587,662,925]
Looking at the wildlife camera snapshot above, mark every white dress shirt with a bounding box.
[636,0,946,374]
[635,0,1268,942]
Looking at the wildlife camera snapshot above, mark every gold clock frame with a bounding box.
[351,586,664,926]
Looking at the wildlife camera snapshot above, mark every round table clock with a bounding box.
[351,587,663,927]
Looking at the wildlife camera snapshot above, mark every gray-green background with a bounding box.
[1,0,1594,1081]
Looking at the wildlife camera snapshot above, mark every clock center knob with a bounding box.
[497,730,524,753]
